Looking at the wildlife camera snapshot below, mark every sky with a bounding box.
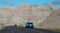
[0,0,60,8]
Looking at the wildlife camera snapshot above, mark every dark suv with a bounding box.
[25,22,34,28]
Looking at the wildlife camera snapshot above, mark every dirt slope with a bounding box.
[40,9,60,27]
[0,26,59,33]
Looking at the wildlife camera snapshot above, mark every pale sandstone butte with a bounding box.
[0,3,57,26]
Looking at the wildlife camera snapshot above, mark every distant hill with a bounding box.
[40,9,60,27]
[0,3,58,26]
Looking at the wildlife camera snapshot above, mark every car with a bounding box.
[25,22,34,28]
[14,24,17,27]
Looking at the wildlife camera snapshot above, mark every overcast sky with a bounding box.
[0,0,60,8]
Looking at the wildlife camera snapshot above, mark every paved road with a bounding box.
[0,26,60,33]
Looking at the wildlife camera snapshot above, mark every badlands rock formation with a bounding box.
[0,3,57,26]
[40,9,60,27]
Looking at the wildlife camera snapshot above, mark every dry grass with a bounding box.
[34,26,47,29]
[17,22,26,27]
[35,26,60,32]
[0,23,5,30]
[46,27,60,32]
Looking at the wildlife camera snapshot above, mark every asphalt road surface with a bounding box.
[0,26,60,33]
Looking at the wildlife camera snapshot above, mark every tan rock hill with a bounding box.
[40,9,60,27]
[0,3,57,26]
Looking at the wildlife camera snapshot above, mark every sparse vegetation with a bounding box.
[17,22,26,27]
[34,26,60,32]
[0,23,5,30]
[46,27,60,32]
